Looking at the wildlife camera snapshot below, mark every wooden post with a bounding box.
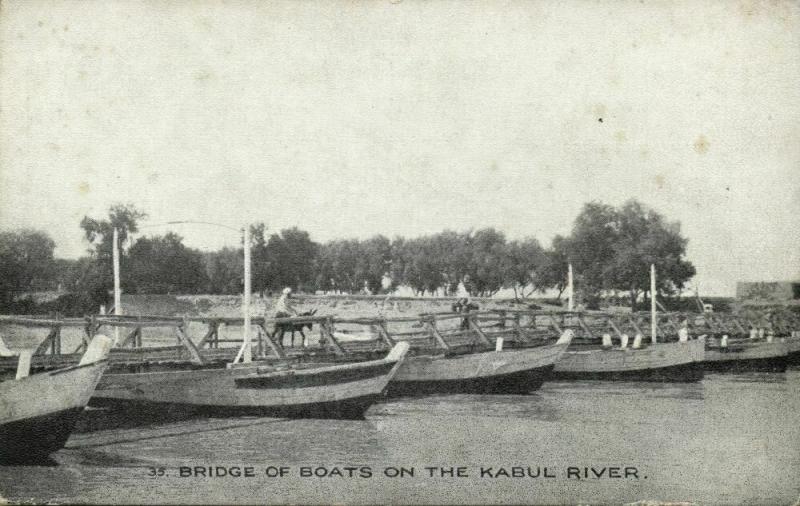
[242,224,252,363]
[650,264,657,343]
[496,310,507,328]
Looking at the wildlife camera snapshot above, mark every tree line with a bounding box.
[0,200,696,314]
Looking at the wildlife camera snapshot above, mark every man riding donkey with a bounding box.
[270,287,316,348]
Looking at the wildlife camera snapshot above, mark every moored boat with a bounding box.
[90,342,410,420]
[703,338,788,372]
[787,335,800,366]
[386,333,573,396]
[0,335,112,464]
[552,338,705,382]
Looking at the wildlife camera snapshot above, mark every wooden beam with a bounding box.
[34,326,58,356]
[606,317,625,339]
[424,317,450,350]
[256,322,287,358]
[197,321,219,348]
[321,318,345,356]
[119,327,142,348]
[576,315,595,339]
[548,314,563,334]
[467,315,492,346]
[175,321,203,365]
[376,321,395,347]
[627,315,645,337]
[511,314,532,343]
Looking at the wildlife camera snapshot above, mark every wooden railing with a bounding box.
[1,307,796,373]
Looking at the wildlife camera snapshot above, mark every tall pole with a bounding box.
[567,263,574,311]
[112,227,121,343]
[243,224,252,363]
[650,264,657,344]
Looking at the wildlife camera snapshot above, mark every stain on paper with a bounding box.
[693,135,709,155]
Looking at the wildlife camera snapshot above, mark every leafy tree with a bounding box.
[203,248,243,294]
[502,237,547,299]
[257,227,318,292]
[126,233,208,294]
[0,229,56,306]
[464,228,508,296]
[80,203,147,259]
[78,204,147,306]
[355,235,393,293]
[393,236,445,295]
[539,235,571,299]
[563,200,695,309]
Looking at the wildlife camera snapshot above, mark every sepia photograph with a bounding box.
[0,0,799,504]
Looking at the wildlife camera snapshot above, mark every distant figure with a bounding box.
[456,275,472,303]
[360,281,372,295]
[381,272,393,293]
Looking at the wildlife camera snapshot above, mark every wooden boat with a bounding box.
[787,335,800,366]
[552,338,705,382]
[89,342,410,419]
[385,333,573,396]
[0,335,112,463]
[703,337,788,372]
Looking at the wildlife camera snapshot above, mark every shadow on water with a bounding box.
[545,379,706,401]
[75,405,206,433]
[67,417,287,450]
[707,371,788,384]
[372,392,563,422]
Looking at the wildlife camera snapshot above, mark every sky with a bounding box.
[1,0,799,296]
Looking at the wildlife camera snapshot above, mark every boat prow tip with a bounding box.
[387,341,411,362]
[78,334,114,366]
[556,329,575,345]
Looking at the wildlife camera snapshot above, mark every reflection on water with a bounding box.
[1,371,799,505]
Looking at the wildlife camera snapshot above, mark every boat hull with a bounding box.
[90,393,382,420]
[703,340,788,373]
[0,359,108,463]
[552,339,705,382]
[785,338,800,367]
[387,342,568,396]
[0,407,84,463]
[90,346,408,420]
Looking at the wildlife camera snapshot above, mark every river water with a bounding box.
[2,371,799,505]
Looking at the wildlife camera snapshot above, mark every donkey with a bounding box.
[452,299,480,330]
[273,309,318,348]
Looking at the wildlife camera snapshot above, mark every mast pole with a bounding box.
[243,224,252,363]
[650,264,657,344]
[112,227,122,343]
[567,263,574,311]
